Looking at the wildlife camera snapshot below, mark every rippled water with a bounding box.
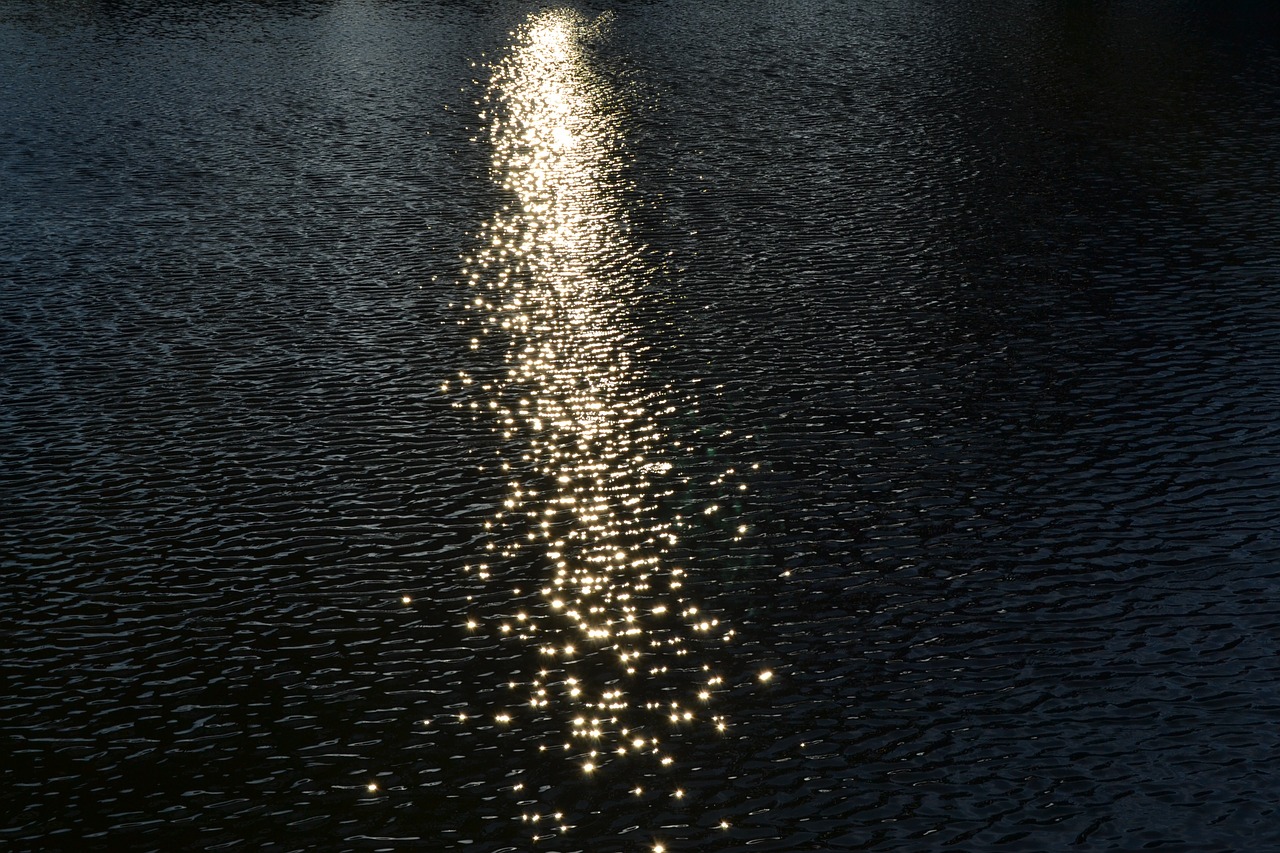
[4,1,1280,850]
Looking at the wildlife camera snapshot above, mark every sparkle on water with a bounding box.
[444,8,760,847]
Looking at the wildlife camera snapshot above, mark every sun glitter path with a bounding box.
[441,9,769,849]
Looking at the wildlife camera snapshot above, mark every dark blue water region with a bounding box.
[3,1,1280,850]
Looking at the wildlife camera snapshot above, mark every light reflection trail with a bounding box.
[447,9,751,846]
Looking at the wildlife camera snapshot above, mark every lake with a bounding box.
[3,1,1280,850]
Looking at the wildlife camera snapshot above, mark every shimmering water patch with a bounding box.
[444,11,765,846]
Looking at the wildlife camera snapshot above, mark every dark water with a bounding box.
[4,1,1280,850]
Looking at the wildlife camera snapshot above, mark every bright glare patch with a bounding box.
[456,4,754,839]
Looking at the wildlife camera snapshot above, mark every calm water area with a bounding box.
[4,1,1280,850]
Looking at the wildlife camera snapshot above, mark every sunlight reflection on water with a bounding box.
[447,9,756,847]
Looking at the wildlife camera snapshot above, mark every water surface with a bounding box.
[4,1,1280,850]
